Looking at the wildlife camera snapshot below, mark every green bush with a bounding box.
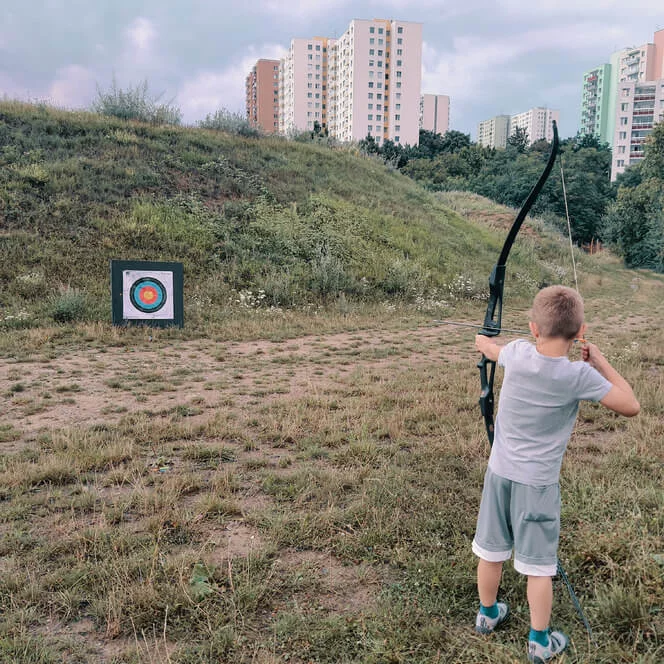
[91,79,181,126]
[50,287,88,323]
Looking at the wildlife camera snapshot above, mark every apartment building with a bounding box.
[476,109,558,148]
[580,65,612,144]
[279,18,422,146]
[279,36,334,136]
[245,59,280,133]
[580,28,664,147]
[611,78,664,180]
[510,107,559,145]
[420,94,450,134]
[477,115,510,148]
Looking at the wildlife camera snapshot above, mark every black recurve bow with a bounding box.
[477,120,559,445]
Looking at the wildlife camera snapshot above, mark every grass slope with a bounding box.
[2,102,576,332]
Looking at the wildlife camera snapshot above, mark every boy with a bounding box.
[472,285,639,663]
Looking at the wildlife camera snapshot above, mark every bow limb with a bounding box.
[477,121,560,447]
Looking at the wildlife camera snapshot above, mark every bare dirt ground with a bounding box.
[1,324,475,449]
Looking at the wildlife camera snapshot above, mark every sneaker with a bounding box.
[475,602,509,634]
[527,630,568,663]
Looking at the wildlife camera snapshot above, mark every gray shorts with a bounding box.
[472,466,560,576]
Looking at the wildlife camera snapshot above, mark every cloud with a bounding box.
[47,65,97,109]
[178,43,286,123]
[258,0,351,21]
[126,17,157,54]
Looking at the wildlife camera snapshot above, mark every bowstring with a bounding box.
[559,154,579,293]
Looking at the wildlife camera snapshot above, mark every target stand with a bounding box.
[111,260,184,328]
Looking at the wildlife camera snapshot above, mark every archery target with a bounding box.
[122,270,174,320]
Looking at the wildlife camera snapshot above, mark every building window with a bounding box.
[396,82,401,88]
[368,104,373,110]
[398,27,403,33]
[308,54,313,60]
[396,60,402,66]
[378,50,383,56]
[395,114,400,120]
[395,103,400,110]
[397,49,402,56]
[308,44,312,50]
[370,49,374,55]
[368,114,373,120]
[369,60,374,66]
[368,82,374,88]
[397,38,403,45]
[378,27,383,34]
[316,44,320,50]
[376,114,381,121]
[368,93,373,99]
[370,27,375,33]
[370,38,374,44]
[378,61,383,67]
[395,125,400,131]
[395,136,400,142]
[396,71,402,77]
[378,38,383,45]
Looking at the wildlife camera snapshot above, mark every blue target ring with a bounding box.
[129,277,167,314]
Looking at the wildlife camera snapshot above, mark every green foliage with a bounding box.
[602,122,664,271]
[91,78,181,125]
[641,122,664,180]
[49,287,89,323]
[602,180,664,270]
[507,125,529,152]
[198,108,260,137]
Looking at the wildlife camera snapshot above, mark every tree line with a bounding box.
[359,124,664,272]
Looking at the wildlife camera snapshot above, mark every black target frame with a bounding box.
[111,260,184,328]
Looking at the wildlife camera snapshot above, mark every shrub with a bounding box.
[50,287,88,323]
[91,78,181,126]
[198,109,260,137]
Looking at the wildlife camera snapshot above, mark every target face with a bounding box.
[130,277,167,314]
[112,261,183,327]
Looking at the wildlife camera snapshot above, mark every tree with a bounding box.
[601,123,664,270]
[507,126,529,153]
[602,180,664,270]
[641,122,664,180]
[92,78,181,125]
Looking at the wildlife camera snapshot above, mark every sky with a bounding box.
[1,1,662,139]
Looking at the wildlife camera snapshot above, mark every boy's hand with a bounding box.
[580,341,607,371]
[475,335,502,362]
[582,341,640,417]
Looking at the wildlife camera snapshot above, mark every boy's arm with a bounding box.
[475,334,503,362]
[582,342,640,417]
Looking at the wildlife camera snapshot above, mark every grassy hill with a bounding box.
[1,101,594,336]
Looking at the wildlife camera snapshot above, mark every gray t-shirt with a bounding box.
[488,339,612,486]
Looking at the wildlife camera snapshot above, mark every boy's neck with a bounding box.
[535,336,573,358]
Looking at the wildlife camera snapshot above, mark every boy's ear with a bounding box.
[529,321,539,337]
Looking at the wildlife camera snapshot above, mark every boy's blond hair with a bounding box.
[531,285,584,340]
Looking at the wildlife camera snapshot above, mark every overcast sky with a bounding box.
[1,1,662,139]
